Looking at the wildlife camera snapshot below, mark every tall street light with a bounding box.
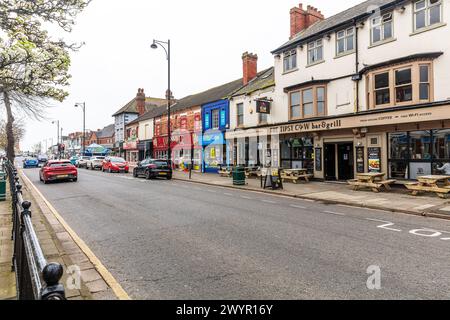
[52,120,60,144]
[75,102,86,156]
[151,39,172,163]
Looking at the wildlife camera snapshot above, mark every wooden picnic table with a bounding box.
[405,175,450,198]
[218,167,233,178]
[281,168,312,183]
[348,172,396,193]
[245,167,261,178]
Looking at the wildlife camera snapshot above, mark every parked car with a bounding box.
[102,157,129,173]
[23,157,39,168]
[69,156,79,166]
[133,159,172,180]
[76,156,91,168]
[86,156,105,170]
[39,160,78,184]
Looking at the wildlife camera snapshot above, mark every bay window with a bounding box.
[368,61,433,109]
[289,86,327,120]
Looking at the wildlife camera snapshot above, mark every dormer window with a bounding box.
[336,27,355,55]
[371,12,393,44]
[307,39,323,65]
[414,0,442,31]
[283,49,297,72]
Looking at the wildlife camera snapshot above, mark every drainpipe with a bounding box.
[354,19,360,113]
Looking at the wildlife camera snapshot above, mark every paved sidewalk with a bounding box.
[0,189,15,300]
[172,171,450,220]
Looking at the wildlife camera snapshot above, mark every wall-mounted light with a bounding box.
[326,34,331,40]
[398,6,406,13]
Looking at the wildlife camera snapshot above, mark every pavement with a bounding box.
[19,166,450,299]
[0,187,15,300]
[171,170,450,220]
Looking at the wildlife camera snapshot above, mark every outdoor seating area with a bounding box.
[280,169,313,184]
[405,175,450,199]
[348,173,396,193]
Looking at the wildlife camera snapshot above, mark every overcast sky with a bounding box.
[19,0,363,151]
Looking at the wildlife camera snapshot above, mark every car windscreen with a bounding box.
[92,157,105,160]
[49,163,72,168]
[110,158,126,163]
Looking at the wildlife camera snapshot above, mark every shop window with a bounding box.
[419,65,430,100]
[371,12,393,44]
[414,0,442,31]
[280,137,314,172]
[212,109,220,129]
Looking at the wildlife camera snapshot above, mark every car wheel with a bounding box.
[166,175,172,180]
[133,170,138,178]
[43,179,48,184]
[125,171,129,174]
[108,168,112,173]
[145,171,152,180]
[73,178,78,182]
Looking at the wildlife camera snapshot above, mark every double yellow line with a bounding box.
[20,171,131,300]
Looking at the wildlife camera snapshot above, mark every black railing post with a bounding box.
[41,263,66,300]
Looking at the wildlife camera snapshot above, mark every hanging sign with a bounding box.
[256,100,271,114]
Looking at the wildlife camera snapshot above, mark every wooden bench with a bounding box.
[405,183,450,199]
[348,179,396,193]
[281,173,313,184]
[218,169,232,178]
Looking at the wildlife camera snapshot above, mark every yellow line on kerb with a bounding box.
[19,170,131,300]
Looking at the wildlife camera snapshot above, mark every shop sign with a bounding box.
[356,146,365,173]
[256,100,271,114]
[368,147,381,173]
[280,120,342,134]
[123,141,138,150]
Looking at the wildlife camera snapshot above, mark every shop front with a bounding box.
[227,102,450,181]
[123,140,138,162]
[137,140,152,161]
[172,132,202,171]
[202,130,226,173]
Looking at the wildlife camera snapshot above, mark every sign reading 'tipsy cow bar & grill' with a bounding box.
[279,119,342,133]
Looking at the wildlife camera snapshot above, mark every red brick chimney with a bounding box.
[242,52,258,86]
[290,3,324,39]
[136,88,146,116]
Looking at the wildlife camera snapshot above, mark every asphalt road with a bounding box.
[21,165,450,300]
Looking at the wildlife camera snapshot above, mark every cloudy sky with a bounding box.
[20,0,363,151]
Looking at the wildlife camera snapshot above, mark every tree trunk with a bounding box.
[3,91,16,162]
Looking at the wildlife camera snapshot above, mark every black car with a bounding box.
[133,159,172,180]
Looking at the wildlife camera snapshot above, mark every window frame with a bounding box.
[336,27,355,56]
[283,49,298,72]
[289,85,327,120]
[236,103,244,127]
[367,60,434,109]
[414,0,443,31]
[211,109,220,130]
[371,12,394,45]
[307,39,324,65]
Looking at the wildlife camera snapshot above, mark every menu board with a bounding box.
[368,147,381,173]
[315,148,322,172]
[356,147,365,173]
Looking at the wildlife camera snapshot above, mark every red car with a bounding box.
[39,160,78,184]
[102,157,129,173]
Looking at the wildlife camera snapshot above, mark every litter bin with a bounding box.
[0,171,6,201]
[233,166,246,186]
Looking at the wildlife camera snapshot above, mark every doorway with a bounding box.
[324,142,354,181]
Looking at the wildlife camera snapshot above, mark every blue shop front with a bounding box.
[202,100,230,173]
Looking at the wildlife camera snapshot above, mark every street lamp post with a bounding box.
[75,102,86,156]
[151,39,171,164]
[52,120,60,158]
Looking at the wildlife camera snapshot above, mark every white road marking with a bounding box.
[323,210,346,216]
[262,200,277,204]
[240,196,253,200]
[224,193,233,196]
[366,218,402,232]
[290,204,307,209]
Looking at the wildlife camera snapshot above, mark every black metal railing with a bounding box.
[1,157,66,300]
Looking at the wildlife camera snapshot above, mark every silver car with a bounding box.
[76,156,91,168]
[86,156,105,170]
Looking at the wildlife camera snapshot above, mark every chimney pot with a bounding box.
[290,3,324,38]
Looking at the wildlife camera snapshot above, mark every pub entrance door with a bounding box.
[324,142,354,181]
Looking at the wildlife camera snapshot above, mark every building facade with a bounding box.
[228,0,450,181]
